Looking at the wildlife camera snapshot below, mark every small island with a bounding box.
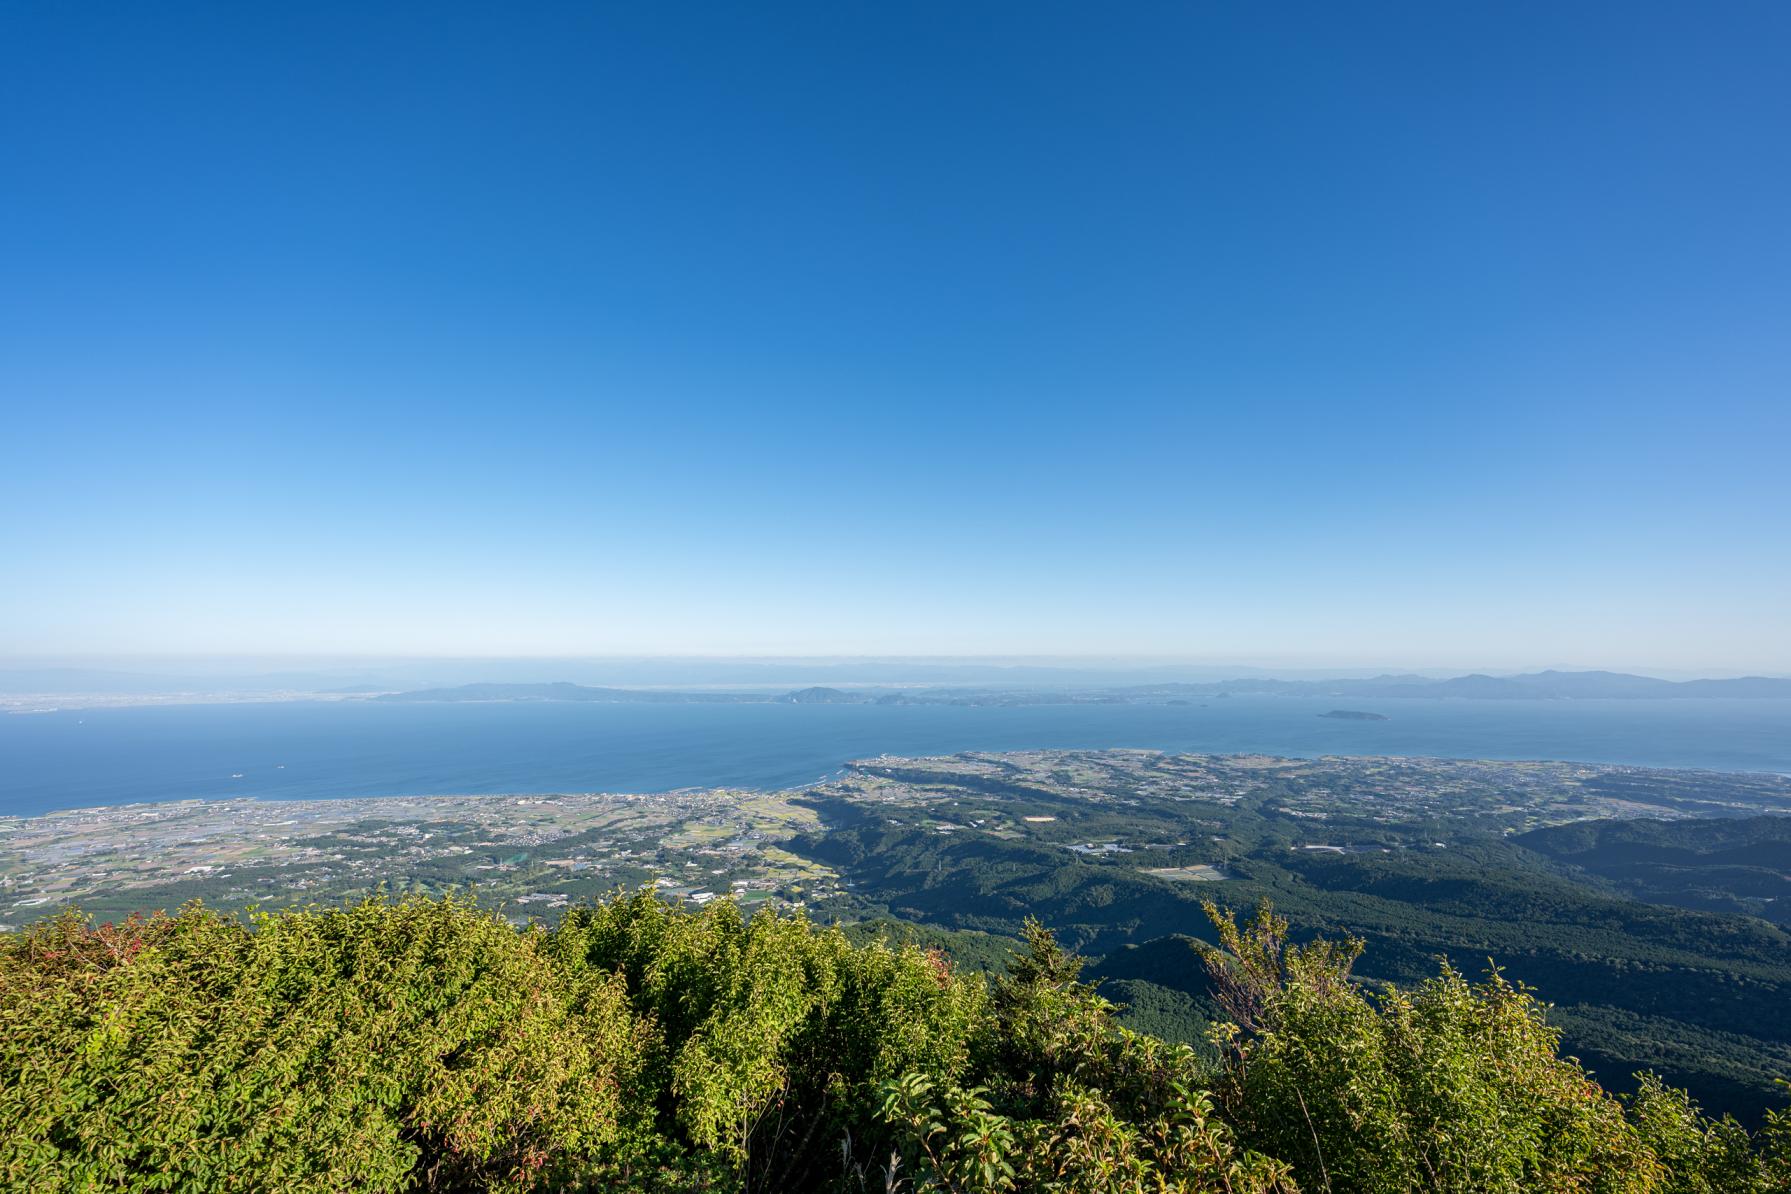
[1320,709,1389,721]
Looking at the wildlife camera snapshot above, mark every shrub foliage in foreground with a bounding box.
[1,892,1788,1192]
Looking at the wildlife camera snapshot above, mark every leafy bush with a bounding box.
[549,890,986,1189]
[2,892,1787,1191]
[1197,899,1788,1193]
[877,919,1294,1192]
[0,896,639,1191]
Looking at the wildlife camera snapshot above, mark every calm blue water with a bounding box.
[2,697,1789,817]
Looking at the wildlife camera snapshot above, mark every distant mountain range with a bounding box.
[1124,669,1791,700]
[371,682,765,704]
[370,670,1791,705]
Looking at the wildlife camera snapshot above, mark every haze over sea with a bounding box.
[4,697,1789,819]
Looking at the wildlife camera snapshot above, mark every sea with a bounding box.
[3,696,1789,819]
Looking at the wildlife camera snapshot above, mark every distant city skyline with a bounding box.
[4,3,1787,669]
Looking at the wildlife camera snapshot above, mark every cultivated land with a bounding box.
[0,788,841,926]
[10,751,1787,926]
[6,750,1791,1120]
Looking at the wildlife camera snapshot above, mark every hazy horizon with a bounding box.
[2,653,1787,697]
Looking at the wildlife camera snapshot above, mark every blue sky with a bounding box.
[3,2,1787,670]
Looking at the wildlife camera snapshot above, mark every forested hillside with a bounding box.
[4,893,1790,1192]
[789,756,1791,1123]
[1519,815,1791,924]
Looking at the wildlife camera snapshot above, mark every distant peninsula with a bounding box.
[1319,709,1389,721]
[372,682,767,704]
[372,682,883,706]
[364,670,1791,708]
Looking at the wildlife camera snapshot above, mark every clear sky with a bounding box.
[3,2,1787,671]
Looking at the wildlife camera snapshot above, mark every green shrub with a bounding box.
[1197,899,1784,1193]
[877,918,1295,1192]
[550,891,985,1189]
[0,896,639,1191]
[2,892,1784,1192]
